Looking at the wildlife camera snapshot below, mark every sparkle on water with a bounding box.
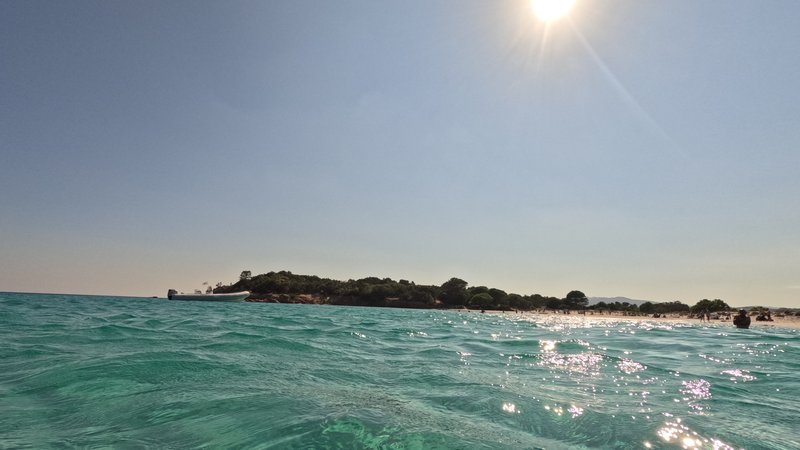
[1,292,798,449]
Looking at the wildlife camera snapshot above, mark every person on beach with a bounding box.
[733,309,751,329]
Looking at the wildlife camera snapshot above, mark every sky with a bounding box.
[1,1,798,307]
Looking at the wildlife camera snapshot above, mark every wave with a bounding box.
[1,293,798,449]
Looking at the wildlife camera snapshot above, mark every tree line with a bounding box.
[214,270,745,314]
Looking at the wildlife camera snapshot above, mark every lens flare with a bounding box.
[531,0,576,22]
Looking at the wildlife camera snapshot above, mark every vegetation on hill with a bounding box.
[212,270,734,314]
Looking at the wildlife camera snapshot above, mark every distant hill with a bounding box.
[588,297,655,307]
[739,305,798,311]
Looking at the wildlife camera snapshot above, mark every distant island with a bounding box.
[212,270,796,315]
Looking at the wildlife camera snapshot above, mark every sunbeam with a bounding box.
[567,22,686,159]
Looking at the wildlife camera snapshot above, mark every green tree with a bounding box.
[654,301,690,314]
[709,299,730,311]
[526,294,547,309]
[564,290,589,310]
[469,293,494,309]
[691,299,730,314]
[592,301,608,311]
[240,270,252,281]
[440,278,468,306]
[546,297,562,310]
[401,289,434,305]
[488,288,508,307]
[507,294,526,310]
[467,286,490,297]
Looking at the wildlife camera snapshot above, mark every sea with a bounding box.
[1,292,798,449]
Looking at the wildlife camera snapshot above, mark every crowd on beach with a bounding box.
[694,309,774,322]
[696,309,778,329]
[479,307,798,330]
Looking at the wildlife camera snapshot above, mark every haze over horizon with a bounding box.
[2,1,799,307]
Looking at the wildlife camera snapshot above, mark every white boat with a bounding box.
[167,289,250,302]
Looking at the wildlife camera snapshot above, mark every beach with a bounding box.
[478,309,800,330]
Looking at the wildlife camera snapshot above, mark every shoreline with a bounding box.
[476,309,800,330]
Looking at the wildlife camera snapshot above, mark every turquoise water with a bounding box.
[1,292,798,449]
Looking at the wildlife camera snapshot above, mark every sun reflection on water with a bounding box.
[657,418,740,450]
[679,379,712,413]
[617,358,646,374]
[540,340,557,352]
[720,368,755,382]
[567,404,584,418]
[538,350,604,376]
[451,312,795,447]
[502,402,518,414]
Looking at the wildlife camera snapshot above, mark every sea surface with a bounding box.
[1,292,798,449]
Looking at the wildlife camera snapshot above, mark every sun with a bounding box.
[530,0,576,23]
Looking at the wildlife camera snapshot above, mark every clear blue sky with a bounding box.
[2,1,798,307]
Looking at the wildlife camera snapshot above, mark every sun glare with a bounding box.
[531,0,576,23]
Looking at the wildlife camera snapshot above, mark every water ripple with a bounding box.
[1,293,798,449]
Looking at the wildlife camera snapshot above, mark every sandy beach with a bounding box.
[478,310,800,330]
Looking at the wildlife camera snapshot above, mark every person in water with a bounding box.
[733,309,751,329]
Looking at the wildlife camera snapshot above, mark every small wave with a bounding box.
[1,294,798,449]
